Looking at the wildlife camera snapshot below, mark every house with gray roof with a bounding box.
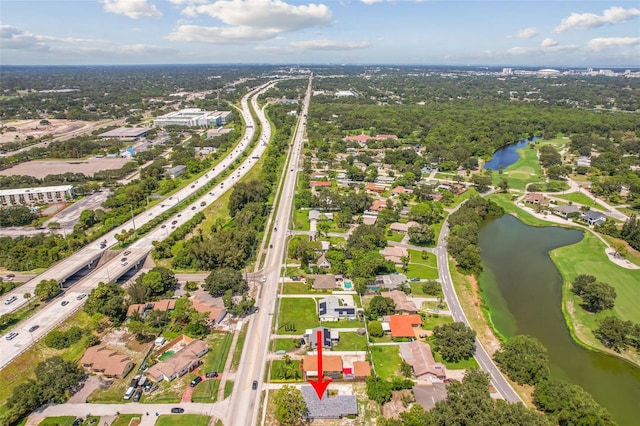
[373,273,408,291]
[552,204,582,218]
[319,296,357,321]
[305,327,339,349]
[301,386,358,419]
[583,209,606,226]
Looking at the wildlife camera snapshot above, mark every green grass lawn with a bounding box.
[110,415,140,426]
[273,338,298,352]
[409,281,442,296]
[370,345,401,380]
[156,414,210,426]
[281,282,321,294]
[231,324,247,370]
[422,314,454,330]
[277,298,319,334]
[191,378,220,402]
[491,144,544,191]
[293,209,311,231]
[321,319,364,328]
[224,380,234,399]
[552,192,606,211]
[38,417,76,426]
[433,351,479,369]
[270,360,303,381]
[201,332,234,374]
[489,193,564,227]
[551,232,640,335]
[333,332,368,351]
[386,231,405,242]
[406,249,439,279]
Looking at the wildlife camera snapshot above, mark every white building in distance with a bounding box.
[0,185,74,206]
[153,109,232,128]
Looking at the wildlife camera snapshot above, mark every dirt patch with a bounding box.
[0,119,96,144]
[100,329,152,360]
[0,157,131,178]
[382,390,413,419]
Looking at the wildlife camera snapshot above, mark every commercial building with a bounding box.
[98,127,148,140]
[166,165,187,179]
[153,109,232,128]
[0,185,74,206]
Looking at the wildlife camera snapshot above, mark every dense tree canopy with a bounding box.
[494,335,549,385]
[432,322,476,363]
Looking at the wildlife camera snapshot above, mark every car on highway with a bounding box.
[161,224,166,228]
[200,201,206,207]
[121,257,127,262]
[171,408,184,414]
[4,296,17,305]
[171,220,178,225]
[76,293,87,300]
[61,300,69,306]
[205,371,218,378]
[190,376,202,388]
[5,332,18,341]
[252,380,258,390]
[121,261,128,267]
[123,250,131,256]
[261,276,267,282]
[191,206,196,210]
[28,325,40,332]
[5,274,15,281]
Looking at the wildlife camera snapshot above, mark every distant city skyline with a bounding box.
[1,0,639,67]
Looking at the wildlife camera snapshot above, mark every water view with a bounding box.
[484,137,537,171]
[478,214,640,425]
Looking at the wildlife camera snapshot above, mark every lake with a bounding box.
[478,214,640,425]
[484,137,537,171]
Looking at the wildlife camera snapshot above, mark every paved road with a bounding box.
[227,76,312,426]
[0,82,278,370]
[436,208,522,403]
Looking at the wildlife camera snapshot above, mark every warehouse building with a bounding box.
[153,109,232,128]
[98,127,148,140]
[0,185,75,206]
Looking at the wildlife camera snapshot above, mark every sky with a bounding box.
[1,0,639,66]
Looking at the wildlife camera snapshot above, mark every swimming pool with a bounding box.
[344,281,352,289]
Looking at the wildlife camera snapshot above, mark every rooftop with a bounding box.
[301,386,358,419]
[388,314,422,338]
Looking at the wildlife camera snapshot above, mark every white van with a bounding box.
[124,386,136,400]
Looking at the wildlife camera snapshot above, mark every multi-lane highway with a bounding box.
[0,81,279,370]
[436,220,522,403]
[227,76,312,426]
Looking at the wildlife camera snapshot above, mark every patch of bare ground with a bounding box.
[382,390,414,420]
[100,329,152,360]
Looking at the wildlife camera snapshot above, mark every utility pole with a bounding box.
[130,205,137,236]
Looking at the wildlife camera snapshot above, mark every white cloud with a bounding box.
[190,0,332,31]
[554,6,640,32]
[168,0,333,44]
[360,0,386,4]
[101,0,162,19]
[540,38,558,48]
[506,27,538,39]
[169,0,209,4]
[586,37,640,51]
[256,38,370,54]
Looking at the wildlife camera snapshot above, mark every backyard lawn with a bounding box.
[200,332,234,374]
[270,359,303,381]
[293,209,311,231]
[277,298,319,334]
[422,314,454,329]
[433,351,479,369]
[333,332,368,351]
[552,192,606,211]
[273,338,298,352]
[370,345,401,380]
[386,231,405,243]
[191,378,220,402]
[156,414,210,426]
[406,249,438,279]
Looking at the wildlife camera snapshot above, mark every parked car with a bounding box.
[410,277,421,282]
[205,371,218,378]
[149,384,159,393]
[133,389,143,402]
[252,380,258,390]
[171,407,185,414]
[5,332,18,341]
[123,386,135,400]
[76,293,87,300]
[4,296,17,305]
[72,419,82,426]
[61,300,69,306]
[190,376,202,388]
[28,325,40,332]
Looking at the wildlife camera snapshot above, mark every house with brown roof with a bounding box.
[80,345,135,378]
[391,186,412,196]
[452,183,466,195]
[388,314,423,339]
[303,355,343,379]
[399,341,447,380]
[126,299,176,319]
[146,338,208,383]
[353,361,372,379]
[316,254,332,269]
[313,274,337,290]
[344,134,374,145]
[389,221,419,233]
[381,246,409,264]
[524,193,549,205]
[310,181,332,188]
[190,297,227,325]
[364,183,386,193]
[370,199,387,212]
[381,290,418,313]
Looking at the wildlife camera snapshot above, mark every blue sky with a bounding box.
[1,0,639,66]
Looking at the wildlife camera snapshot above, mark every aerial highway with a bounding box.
[436,221,522,403]
[227,76,312,426]
[0,81,278,370]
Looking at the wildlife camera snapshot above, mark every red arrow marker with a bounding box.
[308,329,332,399]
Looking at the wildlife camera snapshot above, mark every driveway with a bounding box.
[67,375,104,403]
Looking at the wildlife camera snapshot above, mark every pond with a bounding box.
[478,214,640,425]
[484,137,537,171]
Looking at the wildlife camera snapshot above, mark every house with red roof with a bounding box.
[310,181,332,188]
[364,183,386,193]
[388,314,423,339]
